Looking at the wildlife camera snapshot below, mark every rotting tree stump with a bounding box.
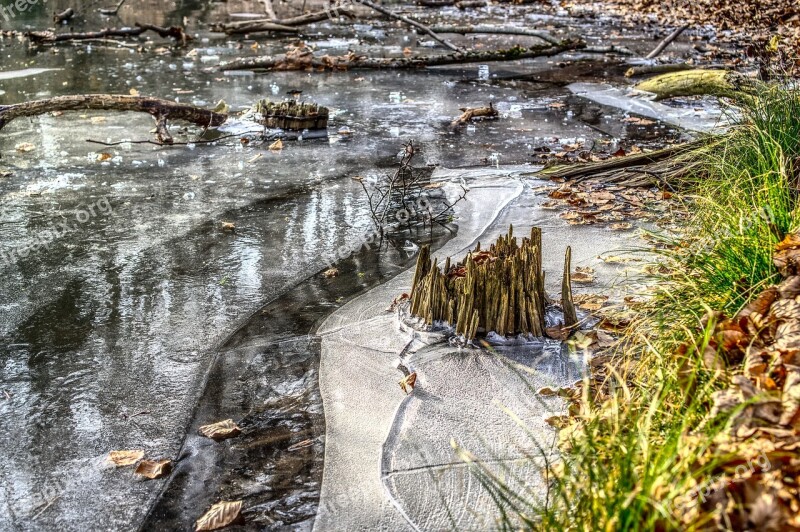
[409,225,580,340]
[253,100,329,131]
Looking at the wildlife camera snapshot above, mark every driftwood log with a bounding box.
[253,100,329,130]
[634,69,752,100]
[0,95,227,144]
[218,41,583,71]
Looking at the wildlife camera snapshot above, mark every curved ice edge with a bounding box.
[313,175,524,531]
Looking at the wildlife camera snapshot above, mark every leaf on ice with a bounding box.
[198,419,241,441]
[96,152,113,162]
[571,267,595,284]
[15,142,35,153]
[195,500,244,531]
[220,222,235,232]
[323,267,339,278]
[268,139,283,151]
[399,372,417,394]
[134,459,172,480]
[106,450,145,467]
[609,222,633,230]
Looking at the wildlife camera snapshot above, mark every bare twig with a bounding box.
[99,0,127,16]
[429,24,560,45]
[646,24,689,59]
[352,0,462,52]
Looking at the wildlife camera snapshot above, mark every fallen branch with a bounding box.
[54,8,75,24]
[25,23,192,44]
[210,8,355,34]
[646,24,689,59]
[352,0,461,52]
[218,41,583,71]
[452,103,497,126]
[0,95,227,145]
[429,24,560,45]
[99,0,128,16]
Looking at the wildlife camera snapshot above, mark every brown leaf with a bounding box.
[195,500,244,531]
[96,152,113,162]
[609,222,633,231]
[399,372,417,394]
[134,459,172,480]
[323,267,339,278]
[220,222,235,232]
[15,142,35,153]
[198,419,241,441]
[106,450,144,467]
[268,139,283,151]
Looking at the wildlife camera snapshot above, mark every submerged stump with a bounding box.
[410,226,548,340]
[252,100,329,131]
[409,225,579,340]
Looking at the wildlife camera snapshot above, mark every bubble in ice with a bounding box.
[157,159,166,167]
[478,64,490,80]
[271,83,280,95]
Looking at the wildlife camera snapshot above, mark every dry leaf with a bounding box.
[129,88,140,96]
[106,450,145,467]
[323,268,339,278]
[268,139,283,151]
[609,222,633,230]
[96,152,113,162]
[571,267,595,284]
[90,116,106,125]
[399,372,417,394]
[195,500,244,531]
[198,419,241,441]
[15,142,35,153]
[220,222,235,232]
[135,459,172,480]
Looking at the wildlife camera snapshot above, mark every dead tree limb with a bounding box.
[218,41,584,71]
[452,103,497,126]
[0,95,227,145]
[646,24,689,59]
[54,8,75,24]
[25,23,192,44]
[561,247,578,329]
[99,0,127,16]
[211,8,356,34]
[429,24,560,45]
[352,0,461,52]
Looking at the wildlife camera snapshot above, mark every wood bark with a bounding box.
[0,95,227,145]
[218,41,583,71]
[561,246,578,329]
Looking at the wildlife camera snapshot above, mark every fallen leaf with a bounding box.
[90,116,106,125]
[106,450,144,467]
[96,152,113,162]
[135,459,172,480]
[571,267,595,284]
[129,88,140,96]
[15,142,35,153]
[538,386,558,396]
[609,222,633,230]
[198,419,241,441]
[574,293,608,311]
[323,268,339,278]
[220,222,235,232]
[399,372,417,394]
[195,500,244,531]
[268,139,283,151]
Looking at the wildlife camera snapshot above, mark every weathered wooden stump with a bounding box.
[252,100,329,131]
[409,225,578,340]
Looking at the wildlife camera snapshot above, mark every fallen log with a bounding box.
[25,23,192,45]
[0,95,227,145]
[429,24,560,45]
[218,41,584,71]
[634,69,753,101]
